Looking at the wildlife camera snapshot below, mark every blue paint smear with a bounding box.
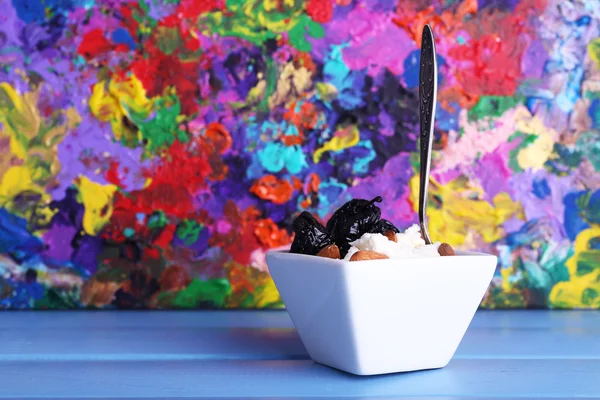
[563,191,590,241]
[315,179,347,219]
[403,49,446,89]
[477,0,520,11]
[555,65,583,113]
[575,16,591,26]
[112,28,136,50]
[435,102,460,131]
[588,98,600,129]
[0,208,44,262]
[323,44,365,109]
[532,178,551,199]
[11,0,84,23]
[256,142,307,175]
[504,219,539,247]
[350,141,377,175]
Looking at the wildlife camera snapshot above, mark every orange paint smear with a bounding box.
[250,175,294,205]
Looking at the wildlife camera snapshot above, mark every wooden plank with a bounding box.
[0,398,593,400]
[0,324,599,361]
[1,398,593,400]
[0,359,599,398]
[2,310,600,330]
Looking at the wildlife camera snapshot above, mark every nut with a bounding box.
[350,250,389,261]
[317,244,341,259]
[383,230,397,242]
[438,243,455,256]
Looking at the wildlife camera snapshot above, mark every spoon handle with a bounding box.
[418,24,437,245]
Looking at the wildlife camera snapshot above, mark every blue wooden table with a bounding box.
[0,310,599,398]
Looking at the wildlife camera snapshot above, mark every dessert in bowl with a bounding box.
[267,24,496,376]
[265,196,497,376]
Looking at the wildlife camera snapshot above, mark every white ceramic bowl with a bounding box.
[266,250,497,376]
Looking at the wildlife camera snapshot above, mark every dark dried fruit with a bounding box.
[369,219,400,235]
[326,196,383,257]
[290,211,333,255]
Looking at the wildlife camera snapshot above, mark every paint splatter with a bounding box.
[0,0,599,309]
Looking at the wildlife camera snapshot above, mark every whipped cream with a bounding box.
[343,224,440,260]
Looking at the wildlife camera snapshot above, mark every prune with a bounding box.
[369,219,400,235]
[326,196,383,257]
[290,211,334,255]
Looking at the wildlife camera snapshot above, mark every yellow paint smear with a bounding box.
[408,175,524,245]
[74,175,118,236]
[313,125,360,163]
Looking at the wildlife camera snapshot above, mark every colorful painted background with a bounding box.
[0,0,599,310]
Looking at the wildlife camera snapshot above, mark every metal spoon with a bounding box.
[418,24,438,245]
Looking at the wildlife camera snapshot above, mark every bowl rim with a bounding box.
[266,249,498,267]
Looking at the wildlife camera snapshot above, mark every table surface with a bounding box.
[0,310,599,399]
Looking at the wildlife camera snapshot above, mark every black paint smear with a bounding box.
[48,188,85,232]
[319,69,420,176]
[112,270,160,309]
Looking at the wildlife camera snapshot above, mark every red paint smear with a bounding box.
[159,265,191,291]
[303,173,320,195]
[105,161,126,188]
[393,0,477,43]
[254,219,291,248]
[293,52,317,73]
[120,3,142,39]
[111,140,212,219]
[202,122,232,155]
[291,177,303,191]
[131,53,200,115]
[282,101,321,145]
[153,223,177,248]
[177,0,218,19]
[250,175,294,205]
[209,201,264,265]
[77,29,114,60]
[198,123,231,181]
[449,32,526,97]
[395,0,546,101]
[306,0,333,24]
[227,263,256,295]
[280,135,303,146]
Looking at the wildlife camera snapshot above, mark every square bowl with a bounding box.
[266,250,497,376]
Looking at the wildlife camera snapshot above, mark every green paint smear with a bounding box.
[176,220,203,246]
[468,96,523,121]
[483,286,527,309]
[147,211,167,230]
[128,94,188,153]
[35,288,80,310]
[168,278,232,308]
[576,131,600,171]
[576,251,600,276]
[582,288,599,306]
[288,15,325,52]
[259,56,277,111]
[206,1,322,52]
[156,27,182,55]
[544,143,582,176]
